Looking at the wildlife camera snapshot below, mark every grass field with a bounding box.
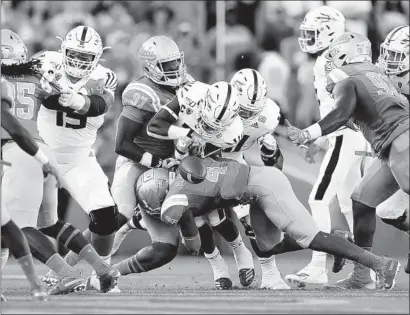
[2,252,408,314]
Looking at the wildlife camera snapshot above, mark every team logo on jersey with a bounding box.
[55,73,62,81]
[186,107,193,115]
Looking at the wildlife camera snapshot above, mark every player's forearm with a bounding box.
[115,139,161,167]
[76,91,113,117]
[147,111,189,140]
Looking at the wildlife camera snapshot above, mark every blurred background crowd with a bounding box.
[2,0,409,255]
[2,0,409,180]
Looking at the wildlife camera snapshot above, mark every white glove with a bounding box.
[260,134,277,152]
[160,158,180,169]
[59,88,86,110]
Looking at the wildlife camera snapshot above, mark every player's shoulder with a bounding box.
[35,51,63,70]
[177,81,209,105]
[89,64,117,90]
[122,77,161,112]
[258,98,281,131]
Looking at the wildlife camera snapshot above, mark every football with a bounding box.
[179,155,207,184]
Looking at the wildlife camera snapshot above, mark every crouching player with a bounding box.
[147,80,256,289]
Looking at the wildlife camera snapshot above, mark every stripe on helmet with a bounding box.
[250,69,258,105]
[80,26,88,42]
[216,83,232,122]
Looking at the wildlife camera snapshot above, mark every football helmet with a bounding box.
[135,168,176,218]
[299,6,345,54]
[59,26,106,78]
[198,81,240,136]
[230,69,267,126]
[325,32,372,74]
[378,26,409,76]
[1,29,28,65]
[138,36,187,87]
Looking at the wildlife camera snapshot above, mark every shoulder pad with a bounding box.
[122,81,161,112]
[326,68,350,93]
[35,51,64,72]
[91,65,118,91]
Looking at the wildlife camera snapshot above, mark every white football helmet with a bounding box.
[1,29,27,65]
[299,6,345,54]
[230,68,267,126]
[198,82,240,136]
[138,36,187,87]
[59,26,106,78]
[325,32,372,74]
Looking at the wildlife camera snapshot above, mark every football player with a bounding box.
[1,29,120,295]
[110,83,240,281]
[145,157,401,291]
[287,32,409,287]
[35,26,120,287]
[147,81,256,289]
[220,68,288,289]
[376,25,409,274]
[1,77,48,302]
[285,6,371,288]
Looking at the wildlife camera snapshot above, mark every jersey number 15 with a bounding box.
[5,81,35,120]
[56,112,87,129]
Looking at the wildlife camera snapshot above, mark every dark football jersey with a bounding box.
[327,62,409,157]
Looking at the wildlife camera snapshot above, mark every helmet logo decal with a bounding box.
[138,46,156,62]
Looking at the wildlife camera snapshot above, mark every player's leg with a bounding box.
[196,216,232,290]
[248,166,401,290]
[110,157,149,255]
[1,205,47,301]
[377,190,409,233]
[247,204,290,290]
[112,208,179,276]
[208,208,255,287]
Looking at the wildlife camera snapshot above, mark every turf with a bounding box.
[1,252,408,314]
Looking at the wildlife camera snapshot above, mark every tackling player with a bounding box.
[220,68,287,289]
[1,77,48,302]
[287,32,409,287]
[35,26,121,290]
[142,157,401,291]
[1,29,120,295]
[147,80,256,289]
[285,6,371,288]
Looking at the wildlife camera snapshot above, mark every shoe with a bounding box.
[1,293,7,302]
[98,269,121,293]
[375,258,400,290]
[215,277,233,290]
[32,289,48,302]
[260,277,290,290]
[325,272,376,290]
[285,265,328,288]
[332,230,354,273]
[86,270,121,293]
[48,277,86,295]
[232,241,255,287]
[42,270,59,289]
[206,252,232,290]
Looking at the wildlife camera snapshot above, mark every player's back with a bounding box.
[1,72,55,141]
[122,76,176,159]
[328,62,409,156]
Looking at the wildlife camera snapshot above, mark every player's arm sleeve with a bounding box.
[76,71,117,117]
[147,96,190,140]
[316,78,357,136]
[1,103,40,156]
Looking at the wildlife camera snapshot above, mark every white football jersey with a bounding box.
[176,81,243,157]
[37,51,117,151]
[314,50,336,119]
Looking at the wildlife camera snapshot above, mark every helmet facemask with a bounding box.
[298,27,321,53]
[62,47,101,78]
[379,44,409,75]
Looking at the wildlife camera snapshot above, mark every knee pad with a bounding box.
[89,206,119,236]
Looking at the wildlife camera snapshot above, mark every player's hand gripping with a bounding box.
[161,158,180,170]
[42,160,60,185]
[285,119,311,146]
[59,88,85,110]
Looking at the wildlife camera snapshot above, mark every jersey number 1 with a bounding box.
[56,112,87,129]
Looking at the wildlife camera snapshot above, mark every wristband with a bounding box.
[140,152,153,167]
[34,149,49,165]
[168,125,190,139]
[305,123,322,140]
[70,93,86,111]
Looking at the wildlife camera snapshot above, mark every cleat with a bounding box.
[1,293,7,302]
[285,265,328,288]
[86,270,121,293]
[260,277,291,290]
[48,277,86,295]
[332,230,354,273]
[99,269,121,293]
[239,268,255,287]
[325,272,376,290]
[215,277,232,290]
[405,253,409,274]
[32,289,48,302]
[376,258,400,290]
[42,271,59,289]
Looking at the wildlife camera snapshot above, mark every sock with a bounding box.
[204,247,219,260]
[352,246,374,280]
[310,250,327,270]
[112,255,145,276]
[228,234,243,250]
[16,254,43,291]
[64,251,81,267]
[46,253,79,278]
[78,244,111,276]
[259,256,280,277]
[111,224,132,256]
[1,248,9,271]
[309,201,331,270]
[91,232,115,256]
